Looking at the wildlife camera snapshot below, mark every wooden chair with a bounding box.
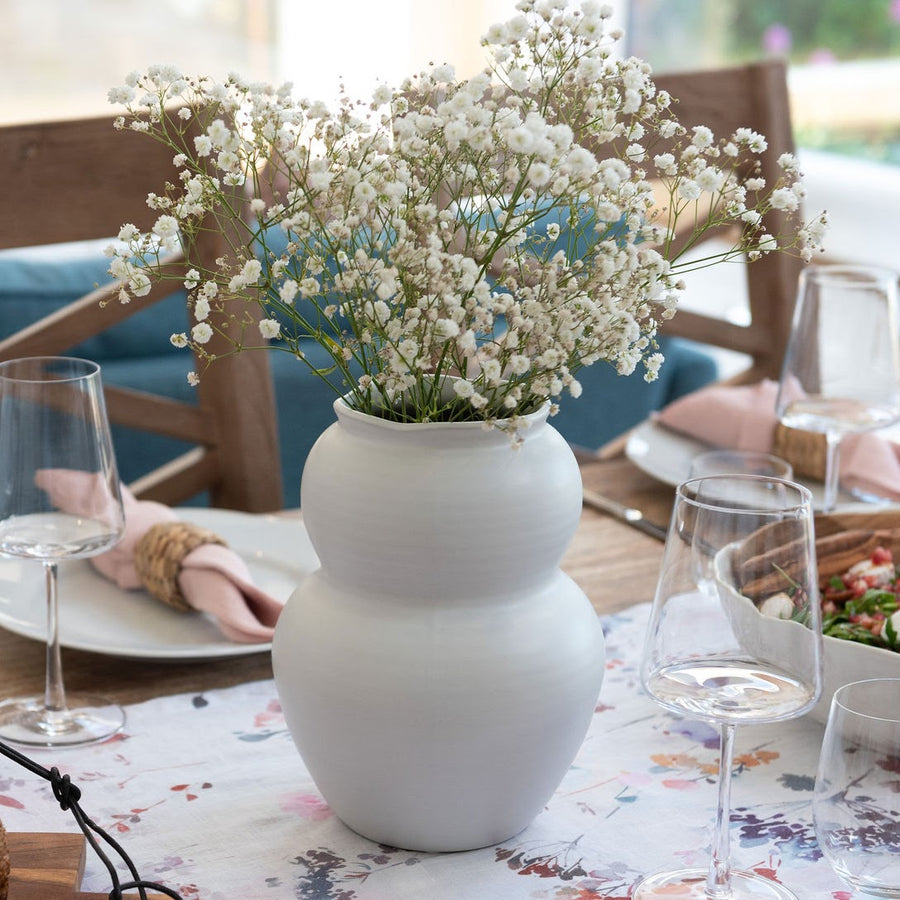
[649,59,804,386]
[0,113,283,512]
[430,58,801,389]
[573,59,804,458]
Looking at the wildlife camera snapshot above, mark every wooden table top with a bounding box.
[0,456,674,707]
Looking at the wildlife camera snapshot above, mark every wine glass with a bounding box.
[634,474,823,899]
[776,265,900,513]
[814,678,900,897]
[0,356,126,746]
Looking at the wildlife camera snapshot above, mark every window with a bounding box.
[6,0,897,170]
[4,0,895,272]
[1,0,285,124]
[626,0,900,167]
[0,0,516,124]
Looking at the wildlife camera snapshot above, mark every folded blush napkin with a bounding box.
[34,469,284,643]
[654,379,900,501]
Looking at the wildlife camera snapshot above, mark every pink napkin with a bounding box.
[35,470,284,643]
[654,379,900,501]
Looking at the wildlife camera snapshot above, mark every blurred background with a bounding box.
[4,0,897,165]
[630,0,900,166]
[3,0,898,368]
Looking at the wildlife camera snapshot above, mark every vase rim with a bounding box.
[333,395,551,435]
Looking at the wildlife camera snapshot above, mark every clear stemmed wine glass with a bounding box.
[0,356,126,746]
[634,474,823,900]
[776,265,900,513]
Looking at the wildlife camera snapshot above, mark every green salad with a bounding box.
[821,545,900,651]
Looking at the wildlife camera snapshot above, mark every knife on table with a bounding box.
[581,488,669,542]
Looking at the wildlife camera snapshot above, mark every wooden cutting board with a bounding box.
[6,832,168,899]
[816,508,900,535]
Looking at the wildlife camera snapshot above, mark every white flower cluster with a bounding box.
[106,0,826,428]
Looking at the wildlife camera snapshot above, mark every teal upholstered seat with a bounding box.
[0,239,716,507]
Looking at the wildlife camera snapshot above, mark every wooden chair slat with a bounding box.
[1,112,284,511]
[650,60,803,383]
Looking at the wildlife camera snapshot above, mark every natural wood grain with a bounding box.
[570,457,673,614]
[0,633,273,708]
[6,832,84,900]
[5,832,168,899]
[815,509,900,537]
[0,113,283,513]
[650,60,803,385]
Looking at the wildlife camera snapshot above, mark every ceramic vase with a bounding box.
[272,397,606,852]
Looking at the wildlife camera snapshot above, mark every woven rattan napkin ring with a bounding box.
[772,422,828,482]
[134,521,228,612]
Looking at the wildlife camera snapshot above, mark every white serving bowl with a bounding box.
[811,631,900,723]
[717,514,900,724]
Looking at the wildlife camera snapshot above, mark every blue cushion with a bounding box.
[99,341,344,508]
[100,335,714,507]
[0,242,189,360]
[551,336,718,450]
[254,204,629,334]
[0,237,717,508]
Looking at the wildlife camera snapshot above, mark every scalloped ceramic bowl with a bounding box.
[717,508,900,724]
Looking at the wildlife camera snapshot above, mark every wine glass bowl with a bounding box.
[0,356,126,746]
[776,265,900,512]
[634,474,823,899]
[814,678,900,898]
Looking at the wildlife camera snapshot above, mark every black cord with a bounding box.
[0,738,184,899]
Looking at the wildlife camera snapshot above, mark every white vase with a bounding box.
[272,397,606,852]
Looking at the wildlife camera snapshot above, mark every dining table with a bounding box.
[0,453,851,899]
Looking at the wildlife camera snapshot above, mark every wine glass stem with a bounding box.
[706,723,737,899]
[43,561,68,714]
[823,432,842,513]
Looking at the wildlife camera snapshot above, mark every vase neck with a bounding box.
[333,399,550,447]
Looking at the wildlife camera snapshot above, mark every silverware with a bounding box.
[582,488,669,542]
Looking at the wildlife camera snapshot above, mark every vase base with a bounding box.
[338,816,530,853]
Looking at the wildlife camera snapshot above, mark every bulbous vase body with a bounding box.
[272,400,606,852]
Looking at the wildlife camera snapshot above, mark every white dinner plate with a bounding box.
[0,509,318,660]
[625,418,856,510]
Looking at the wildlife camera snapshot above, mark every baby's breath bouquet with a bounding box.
[107,0,826,433]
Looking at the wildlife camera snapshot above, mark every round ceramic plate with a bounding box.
[625,418,858,509]
[0,508,317,660]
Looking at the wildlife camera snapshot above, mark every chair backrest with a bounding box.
[0,113,283,512]
[422,58,802,387]
[649,59,804,385]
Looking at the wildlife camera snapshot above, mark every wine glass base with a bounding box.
[632,867,798,899]
[0,694,125,747]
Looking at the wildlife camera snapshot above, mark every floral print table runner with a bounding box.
[0,605,847,899]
